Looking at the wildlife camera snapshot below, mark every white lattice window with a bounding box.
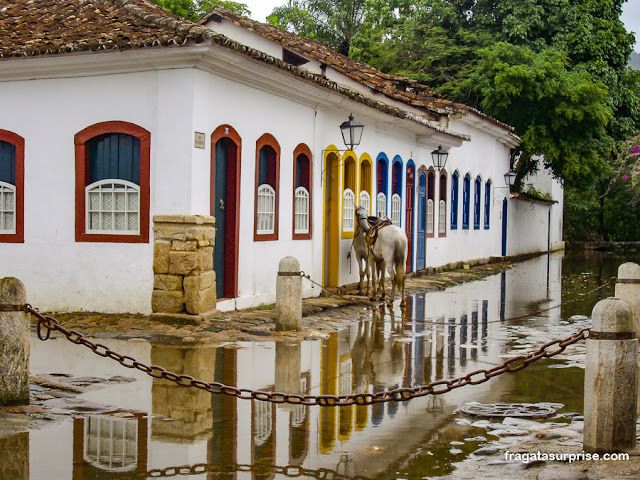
[376,192,387,217]
[427,199,434,234]
[257,184,276,234]
[391,193,401,226]
[84,416,138,472]
[438,200,446,234]
[294,187,309,234]
[253,400,272,446]
[343,188,355,231]
[86,180,139,234]
[340,359,352,395]
[291,376,307,427]
[0,182,16,234]
[359,191,371,214]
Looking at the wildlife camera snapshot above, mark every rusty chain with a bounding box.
[23,304,589,407]
[121,462,371,480]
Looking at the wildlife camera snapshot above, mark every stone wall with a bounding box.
[152,215,216,317]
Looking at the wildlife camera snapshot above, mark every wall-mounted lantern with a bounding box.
[431,145,449,171]
[504,170,517,187]
[340,114,365,151]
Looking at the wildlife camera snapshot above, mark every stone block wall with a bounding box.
[152,215,216,315]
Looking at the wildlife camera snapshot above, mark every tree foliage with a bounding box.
[150,0,250,21]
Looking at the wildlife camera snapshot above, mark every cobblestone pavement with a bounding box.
[33,261,511,343]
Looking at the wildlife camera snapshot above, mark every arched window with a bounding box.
[359,155,372,214]
[474,176,482,230]
[451,171,459,230]
[254,134,280,241]
[293,144,312,239]
[391,157,402,226]
[343,155,356,234]
[75,122,150,243]
[462,173,471,230]
[484,179,492,229]
[0,130,24,243]
[438,172,447,236]
[376,154,388,217]
[426,170,435,236]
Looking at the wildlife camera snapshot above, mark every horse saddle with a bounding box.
[366,216,392,245]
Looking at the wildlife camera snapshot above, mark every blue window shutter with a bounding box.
[451,173,458,229]
[474,178,481,229]
[484,181,491,228]
[89,133,140,184]
[0,140,16,185]
[462,174,470,229]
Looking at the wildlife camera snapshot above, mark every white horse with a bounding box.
[355,206,408,307]
[350,211,371,295]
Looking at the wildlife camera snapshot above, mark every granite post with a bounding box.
[614,262,640,416]
[584,297,638,453]
[275,257,302,331]
[0,277,30,406]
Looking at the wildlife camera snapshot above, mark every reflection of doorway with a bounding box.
[323,152,340,287]
[416,172,426,270]
[211,125,241,300]
[501,198,508,256]
[405,164,415,272]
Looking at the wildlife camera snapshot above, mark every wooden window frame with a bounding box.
[462,173,471,230]
[292,143,312,240]
[342,153,357,238]
[451,171,459,230]
[484,179,492,229]
[0,130,25,243]
[426,169,435,238]
[254,133,280,242]
[75,121,150,243]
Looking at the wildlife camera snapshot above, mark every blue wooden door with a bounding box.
[501,198,508,256]
[214,139,228,299]
[417,172,426,270]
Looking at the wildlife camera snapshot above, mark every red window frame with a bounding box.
[0,130,25,243]
[426,168,435,238]
[292,143,312,240]
[74,121,150,243]
[254,133,281,242]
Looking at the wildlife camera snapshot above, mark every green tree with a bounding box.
[268,0,367,55]
[151,0,250,21]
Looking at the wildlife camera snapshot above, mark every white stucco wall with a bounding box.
[0,39,563,314]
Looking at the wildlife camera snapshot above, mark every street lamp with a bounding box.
[504,170,517,187]
[431,145,449,171]
[340,114,365,151]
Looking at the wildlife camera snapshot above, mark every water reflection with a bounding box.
[22,251,615,479]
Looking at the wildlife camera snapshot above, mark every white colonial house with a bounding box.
[0,0,563,315]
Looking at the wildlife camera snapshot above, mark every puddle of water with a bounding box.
[1,251,619,479]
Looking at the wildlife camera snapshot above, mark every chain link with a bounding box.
[121,462,373,480]
[26,304,590,407]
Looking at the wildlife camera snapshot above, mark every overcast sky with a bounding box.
[243,0,639,52]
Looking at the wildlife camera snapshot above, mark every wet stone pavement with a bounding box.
[2,251,640,479]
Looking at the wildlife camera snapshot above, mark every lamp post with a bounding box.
[431,145,449,171]
[340,114,365,151]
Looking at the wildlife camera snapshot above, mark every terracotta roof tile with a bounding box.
[199,7,515,132]
[0,0,213,57]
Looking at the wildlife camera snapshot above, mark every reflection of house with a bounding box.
[0,0,562,314]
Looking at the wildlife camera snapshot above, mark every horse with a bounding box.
[349,210,371,295]
[355,205,408,307]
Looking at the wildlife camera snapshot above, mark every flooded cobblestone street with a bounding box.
[3,251,640,479]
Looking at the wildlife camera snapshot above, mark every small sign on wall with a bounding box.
[194,132,206,149]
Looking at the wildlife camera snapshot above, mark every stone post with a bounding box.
[275,257,302,331]
[152,215,217,324]
[614,262,640,416]
[0,277,29,406]
[0,433,29,480]
[584,297,638,453]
